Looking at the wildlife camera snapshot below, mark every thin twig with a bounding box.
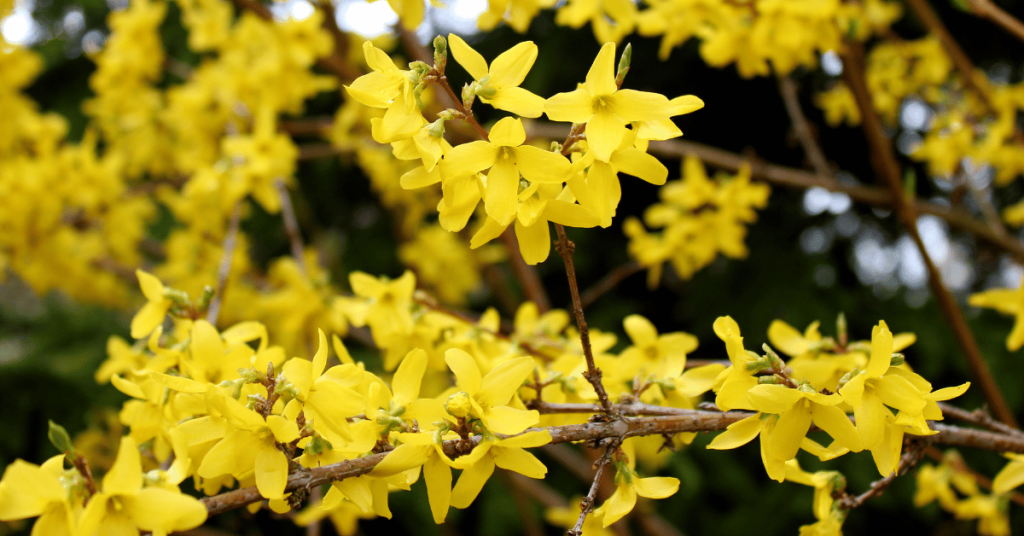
[841,40,1019,428]
[206,203,243,325]
[275,179,308,276]
[838,437,930,510]
[569,443,617,536]
[554,224,616,416]
[966,0,1024,43]
[937,402,1024,437]
[579,261,642,309]
[778,76,831,176]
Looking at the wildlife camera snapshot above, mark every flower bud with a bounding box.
[446,391,472,418]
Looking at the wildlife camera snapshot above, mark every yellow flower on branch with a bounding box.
[544,42,673,162]
[592,441,679,527]
[447,34,545,118]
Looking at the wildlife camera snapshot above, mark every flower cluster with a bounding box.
[916,451,1011,536]
[345,37,702,264]
[623,156,769,286]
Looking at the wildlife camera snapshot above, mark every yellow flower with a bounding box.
[0,455,76,536]
[544,42,672,162]
[444,348,539,434]
[131,270,172,339]
[372,430,459,524]
[450,431,551,509]
[447,35,545,118]
[969,280,1024,351]
[593,442,679,527]
[993,453,1024,494]
[77,436,207,536]
[441,116,571,226]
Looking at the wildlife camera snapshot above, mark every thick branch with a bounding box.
[842,40,1018,428]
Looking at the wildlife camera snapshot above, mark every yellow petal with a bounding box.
[633,476,679,499]
[586,108,627,162]
[488,41,538,87]
[867,321,893,378]
[542,199,599,228]
[584,42,617,96]
[609,148,667,185]
[596,481,636,527]
[0,460,64,520]
[484,157,520,226]
[104,436,142,496]
[136,270,165,302]
[131,301,167,339]
[746,384,802,414]
[767,320,807,357]
[875,374,926,414]
[624,314,658,347]
[124,488,207,532]
[450,456,495,508]
[362,40,399,73]
[707,413,762,450]
[312,329,328,380]
[854,392,887,448]
[255,442,289,500]
[811,404,863,452]
[493,446,547,479]
[485,86,545,118]
[267,415,301,443]
[993,459,1024,494]
[373,443,433,476]
[606,89,672,121]
[671,95,704,114]
[513,145,571,184]
[392,348,428,406]
[515,218,550,265]
[769,401,812,461]
[445,348,482,394]
[447,33,489,80]
[423,453,452,523]
[544,88,594,122]
[482,405,539,435]
[469,216,509,249]
[488,117,527,147]
[150,372,206,394]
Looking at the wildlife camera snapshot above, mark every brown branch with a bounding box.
[206,203,243,325]
[569,442,617,536]
[841,40,1018,428]
[279,117,334,136]
[937,402,1024,437]
[525,122,1024,264]
[838,437,930,510]
[297,143,344,161]
[274,179,308,276]
[579,261,642,310]
[198,405,1024,516]
[965,0,1024,44]
[554,224,616,416]
[778,76,831,177]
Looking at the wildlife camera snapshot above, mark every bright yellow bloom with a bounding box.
[372,431,459,524]
[77,436,207,536]
[969,280,1024,351]
[450,431,551,509]
[592,442,679,527]
[442,116,571,226]
[992,453,1024,494]
[0,455,76,536]
[544,42,672,162]
[444,348,539,434]
[447,35,545,118]
[347,270,416,346]
[131,270,172,339]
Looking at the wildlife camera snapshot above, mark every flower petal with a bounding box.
[489,117,527,147]
[485,86,545,118]
[423,454,453,524]
[445,348,482,394]
[255,442,289,500]
[515,218,551,265]
[544,88,594,123]
[488,41,538,88]
[393,348,428,406]
[493,446,547,479]
[104,436,142,496]
[450,455,495,509]
[633,476,679,499]
[584,42,617,96]
[606,89,672,121]
[484,157,520,226]
[707,413,762,450]
[447,33,489,80]
[124,488,207,532]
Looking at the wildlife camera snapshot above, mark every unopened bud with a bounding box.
[48,420,75,455]
[433,35,447,74]
[889,353,905,367]
[446,391,472,418]
[836,312,847,347]
[615,43,631,87]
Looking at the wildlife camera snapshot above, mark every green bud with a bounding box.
[828,471,847,493]
[461,83,477,110]
[745,356,770,372]
[427,117,446,138]
[762,343,784,370]
[305,435,333,455]
[615,43,632,87]
[758,375,782,385]
[433,35,447,73]
[197,285,215,311]
[48,420,75,455]
[890,353,905,367]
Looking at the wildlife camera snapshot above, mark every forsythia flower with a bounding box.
[447,34,545,118]
[131,270,172,339]
[592,441,679,527]
[544,42,673,162]
[969,280,1024,351]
